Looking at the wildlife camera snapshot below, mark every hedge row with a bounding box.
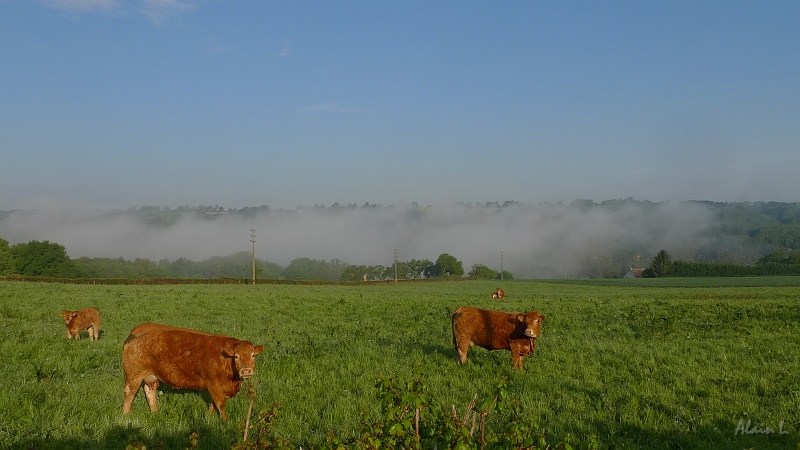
[672,261,800,277]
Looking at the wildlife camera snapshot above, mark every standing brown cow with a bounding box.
[491,288,505,299]
[452,306,544,369]
[59,307,100,341]
[122,323,264,421]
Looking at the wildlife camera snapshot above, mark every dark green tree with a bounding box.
[649,249,674,278]
[10,240,79,278]
[407,259,433,279]
[758,249,800,265]
[341,264,368,282]
[0,238,16,275]
[284,257,347,281]
[425,253,464,278]
[468,263,499,280]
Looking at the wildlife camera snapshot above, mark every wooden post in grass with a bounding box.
[415,407,420,440]
[243,379,257,442]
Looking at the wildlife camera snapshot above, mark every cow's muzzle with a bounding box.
[239,368,254,378]
[524,329,537,338]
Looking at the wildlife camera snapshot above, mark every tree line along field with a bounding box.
[0,279,798,449]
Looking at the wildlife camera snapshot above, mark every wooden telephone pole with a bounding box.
[394,248,398,285]
[250,229,256,285]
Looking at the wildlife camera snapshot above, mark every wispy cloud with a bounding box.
[204,36,231,55]
[40,0,194,24]
[40,0,120,13]
[278,40,294,58]
[297,104,365,113]
[140,0,194,25]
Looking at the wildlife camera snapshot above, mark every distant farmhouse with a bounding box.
[624,267,645,278]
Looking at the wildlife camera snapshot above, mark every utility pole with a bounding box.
[500,252,504,281]
[250,229,256,285]
[394,248,398,285]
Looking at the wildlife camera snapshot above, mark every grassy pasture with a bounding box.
[0,279,798,449]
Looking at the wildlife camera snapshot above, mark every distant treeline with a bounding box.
[672,261,800,277]
[0,239,505,282]
[3,199,800,280]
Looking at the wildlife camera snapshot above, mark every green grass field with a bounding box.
[0,279,798,449]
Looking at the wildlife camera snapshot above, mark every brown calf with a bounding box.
[452,306,544,369]
[59,307,100,341]
[122,323,264,420]
[491,288,505,299]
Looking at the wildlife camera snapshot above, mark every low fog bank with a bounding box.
[1,201,739,278]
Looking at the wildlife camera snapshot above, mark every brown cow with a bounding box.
[491,288,505,299]
[452,306,544,369]
[122,323,264,420]
[59,307,100,341]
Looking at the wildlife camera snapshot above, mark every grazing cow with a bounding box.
[452,306,545,369]
[59,307,100,341]
[491,288,505,299]
[122,323,264,421]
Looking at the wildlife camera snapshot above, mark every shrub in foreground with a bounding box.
[228,373,596,450]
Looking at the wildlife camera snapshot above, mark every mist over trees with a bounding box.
[2,199,800,280]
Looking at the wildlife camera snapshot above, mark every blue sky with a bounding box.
[2,0,799,211]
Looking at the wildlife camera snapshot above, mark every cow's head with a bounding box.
[517,311,545,339]
[59,311,77,324]
[222,340,264,379]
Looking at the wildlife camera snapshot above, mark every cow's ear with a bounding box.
[221,346,234,358]
[539,315,545,322]
[253,345,264,356]
[516,314,526,322]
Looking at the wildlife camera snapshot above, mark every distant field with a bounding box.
[0,279,798,449]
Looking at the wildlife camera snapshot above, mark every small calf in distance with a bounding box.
[59,307,100,341]
[452,306,545,369]
[491,288,505,299]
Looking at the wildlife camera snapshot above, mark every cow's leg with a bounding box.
[123,376,144,414]
[455,337,471,365]
[207,386,228,421]
[510,342,523,370]
[143,376,159,412]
